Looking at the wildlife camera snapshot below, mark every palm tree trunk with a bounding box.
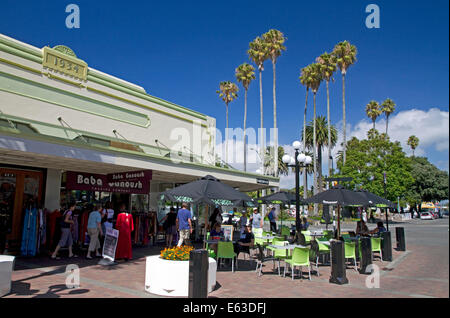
[259,70,264,174]
[386,115,389,136]
[303,88,308,214]
[243,89,248,172]
[273,61,278,178]
[318,144,323,193]
[373,120,376,130]
[225,102,229,164]
[313,91,318,216]
[326,80,332,186]
[342,73,346,165]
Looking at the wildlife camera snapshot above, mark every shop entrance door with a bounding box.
[0,168,43,252]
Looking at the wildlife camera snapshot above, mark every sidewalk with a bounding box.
[4,220,449,298]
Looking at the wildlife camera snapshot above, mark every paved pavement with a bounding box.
[3,218,448,298]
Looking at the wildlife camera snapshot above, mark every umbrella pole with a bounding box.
[385,207,389,231]
[337,205,341,239]
[203,204,209,249]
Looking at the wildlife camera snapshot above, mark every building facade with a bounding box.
[0,33,278,253]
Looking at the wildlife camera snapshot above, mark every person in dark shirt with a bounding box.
[370,221,387,236]
[209,223,223,255]
[234,224,254,257]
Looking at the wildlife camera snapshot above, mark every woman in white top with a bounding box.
[103,202,115,231]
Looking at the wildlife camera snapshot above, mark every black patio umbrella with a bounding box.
[256,191,297,205]
[257,191,302,229]
[356,189,395,230]
[159,175,255,246]
[305,185,370,238]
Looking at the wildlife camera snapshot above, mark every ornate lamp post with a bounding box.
[282,141,312,232]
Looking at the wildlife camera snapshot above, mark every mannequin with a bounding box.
[115,204,134,261]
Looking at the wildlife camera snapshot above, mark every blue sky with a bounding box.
[1,0,449,186]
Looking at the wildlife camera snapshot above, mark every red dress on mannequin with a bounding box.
[115,213,134,260]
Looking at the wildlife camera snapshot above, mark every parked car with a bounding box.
[420,212,433,220]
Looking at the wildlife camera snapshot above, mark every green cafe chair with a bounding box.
[217,241,238,272]
[344,241,358,271]
[284,247,311,281]
[270,240,290,276]
[371,237,383,260]
[301,231,312,245]
[280,226,290,237]
[266,236,285,255]
[205,232,216,259]
[323,230,334,240]
[316,237,331,267]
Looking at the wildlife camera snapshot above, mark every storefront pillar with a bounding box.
[44,169,62,211]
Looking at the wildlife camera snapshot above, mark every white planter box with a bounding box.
[0,255,15,297]
[145,255,217,297]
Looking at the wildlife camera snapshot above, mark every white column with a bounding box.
[44,169,62,211]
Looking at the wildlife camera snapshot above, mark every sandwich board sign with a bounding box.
[99,228,119,266]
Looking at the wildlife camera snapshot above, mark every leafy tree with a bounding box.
[366,100,382,130]
[263,29,287,177]
[235,63,255,172]
[407,135,419,156]
[381,98,396,136]
[335,129,414,201]
[317,52,337,178]
[333,41,357,164]
[406,157,449,210]
[216,81,238,163]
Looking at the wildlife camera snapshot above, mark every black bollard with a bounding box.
[188,249,209,298]
[395,227,406,251]
[329,240,348,285]
[359,237,372,275]
[381,231,393,261]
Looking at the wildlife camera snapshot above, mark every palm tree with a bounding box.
[303,116,338,193]
[299,65,312,201]
[381,98,396,136]
[366,100,382,130]
[317,52,337,182]
[262,29,286,178]
[307,63,323,197]
[235,63,256,172]
[407,135,419,156]
[264,145,289,176]
[333,41,357,165]
[248,37,269,175]
[216,81,238,163]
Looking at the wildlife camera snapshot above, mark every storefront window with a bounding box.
[131,194,149,213]
[0,172,16,235]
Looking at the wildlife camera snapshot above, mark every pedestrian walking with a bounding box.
[176,202,192,247]
[86,203,103,259]
[51,202,77,259]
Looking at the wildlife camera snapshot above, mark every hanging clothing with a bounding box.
[115,213,134,260]
[21,207,37,256]
[47,210,61,250]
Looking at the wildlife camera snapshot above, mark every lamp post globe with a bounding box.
[297,153,306,163]
[305,156,312,165]
[282,155,291,164]
[292,141,301,150]
[289,157,295,166]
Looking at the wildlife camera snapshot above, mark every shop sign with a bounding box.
[66,170,152,194]
[256,178,269,185]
